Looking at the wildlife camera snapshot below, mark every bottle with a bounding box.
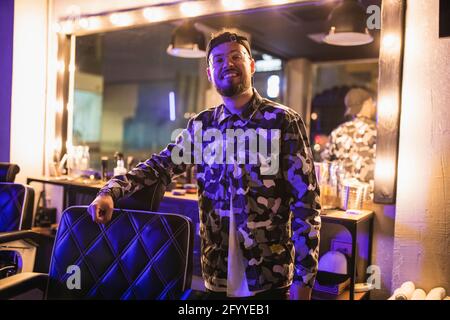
[113,152,127,176]
[80,146,90,171]
[101,156,109,181]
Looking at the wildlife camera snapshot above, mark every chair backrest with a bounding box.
[115,182,166,212]
[67,181,166,213]
[46,206,194,300]
[0,183,35,232]
[0,163,20,182]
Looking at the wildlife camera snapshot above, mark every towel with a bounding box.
[411,289,426,300]
[388,281,415,300]
[425,287,446,300]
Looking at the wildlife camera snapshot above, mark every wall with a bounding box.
[0,0,14,162]
[393,0,450,293]
[10,0,48,183]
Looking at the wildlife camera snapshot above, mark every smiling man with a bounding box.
[89,30,321,300]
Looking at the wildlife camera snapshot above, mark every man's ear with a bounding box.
[250,58,256,76]
[206,67,212,82]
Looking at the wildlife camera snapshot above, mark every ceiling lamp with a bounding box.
[323,0,373,46]
[167,21,206,58]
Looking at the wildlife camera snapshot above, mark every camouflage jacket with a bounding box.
[98,90,321,291]
[321,116,377,183]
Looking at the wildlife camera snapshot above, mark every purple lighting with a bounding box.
[0,0,14,162]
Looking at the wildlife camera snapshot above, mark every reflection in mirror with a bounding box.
[73,22,284,170]
[309,60,378,161]
[71,0,381,208]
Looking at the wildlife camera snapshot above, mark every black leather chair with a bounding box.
[0,206,194,300]
[0,163,20,182]
[0,183,36,279]
[0,183,35,232]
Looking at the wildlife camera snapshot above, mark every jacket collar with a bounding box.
[217,89,264,125]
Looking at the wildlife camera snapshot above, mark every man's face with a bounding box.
[206,42,255,97]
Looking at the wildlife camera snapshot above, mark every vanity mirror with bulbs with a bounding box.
[53,0,404,206]
[39,0,406,300]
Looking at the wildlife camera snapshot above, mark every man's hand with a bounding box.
[290,282,312,300]
[88,194,114,224]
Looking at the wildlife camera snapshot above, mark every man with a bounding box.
[88,30,321,300]
[321,88,377,184]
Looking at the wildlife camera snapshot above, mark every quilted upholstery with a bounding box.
[0,163,20,183]
[46,206,194,300]
[0,183,34,232]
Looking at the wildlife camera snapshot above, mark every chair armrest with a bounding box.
[0,231,55,273]
[0,272,48,299]
[0,230,52,246]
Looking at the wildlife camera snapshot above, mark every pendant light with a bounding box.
[167,21,206,58]
[323,0,373,46]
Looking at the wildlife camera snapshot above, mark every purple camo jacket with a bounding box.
[98,90,321,291]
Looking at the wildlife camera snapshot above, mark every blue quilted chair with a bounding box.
[0,183,35,232]
[0,206,194,300]
[0,183,36,279]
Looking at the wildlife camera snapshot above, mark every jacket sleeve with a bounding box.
[97,118,195,202]
[282,113,321,288]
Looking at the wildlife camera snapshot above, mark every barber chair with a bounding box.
[0,206,194,299]
[0,183,35,232]
[0,182,36,278]
[0,163,20,182]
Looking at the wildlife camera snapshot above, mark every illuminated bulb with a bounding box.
[79,17,89,29]
[311,112,318,120]
[143,7,166,22]
[91,17,102,29]
[382,33,399,51]
[62,20,74,34]
[180,2,203,17]
[54,22,62,33]
[375,157,396,185]
[57,60,65,74]
[54,137,62,153]
[313,144,321,152]
[270,0,288,4]
[55,101,64,114]
[221,0,244,10]
[378,94,397,119]
[109,13,133,26]
[80,16,102,30]
[68,63,76,73]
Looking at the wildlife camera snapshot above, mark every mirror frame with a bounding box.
[54,0,406,204]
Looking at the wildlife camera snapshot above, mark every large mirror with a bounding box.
[71,0,381,179]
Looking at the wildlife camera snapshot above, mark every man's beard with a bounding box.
[214,77,251,97]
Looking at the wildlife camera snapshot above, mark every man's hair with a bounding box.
[206,29,252,62]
